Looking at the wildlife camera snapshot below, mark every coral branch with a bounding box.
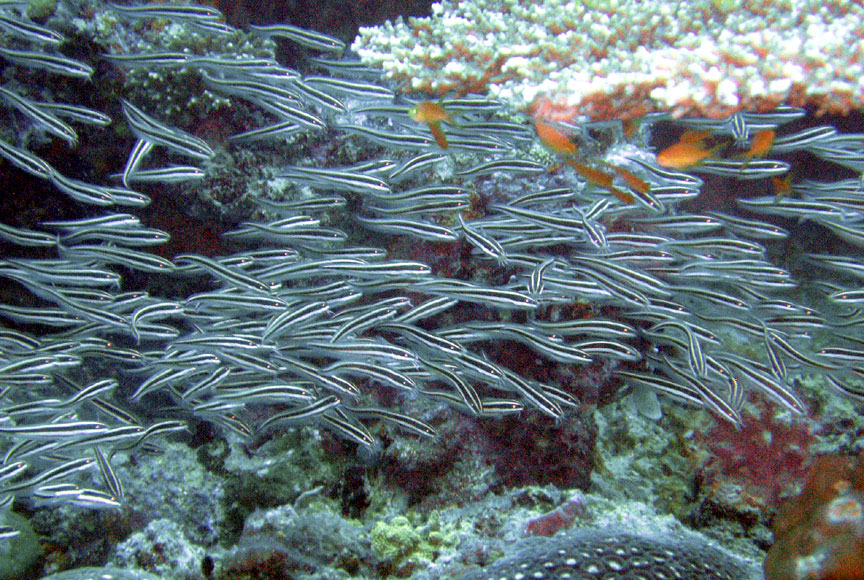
[353,0,864,121]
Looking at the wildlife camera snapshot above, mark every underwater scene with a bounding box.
[0,1,863,579]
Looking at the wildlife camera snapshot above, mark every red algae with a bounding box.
[694,403,814,509]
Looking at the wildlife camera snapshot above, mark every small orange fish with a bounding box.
[410,100,451,149]
[738,129,775,169]
[607,164,650,195]
[605,185,635,205]
[567,160,613,188]
[744,129,775,159]
[535,119,578,157]
[656,135,724,170]
[567,160,634,204]
[771,173,793,203]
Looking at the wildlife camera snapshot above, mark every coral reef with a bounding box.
[354,0,864,121]
[113,519,206,580]
[219,502,372,580]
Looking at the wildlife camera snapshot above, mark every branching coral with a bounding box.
[353,0,864,121]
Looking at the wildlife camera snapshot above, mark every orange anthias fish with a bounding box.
[738,129,775,169]
[656,130,724,170]
[566,159,634,204]
[743,129,775,159]
[535,119,579,157]
[410,100,451,149]
[607,164,650,195]
[771,173,793,203]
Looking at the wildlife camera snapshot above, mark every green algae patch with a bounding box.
[371,516,421,562]
[370,512,458,577]
[27,0,57,20]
